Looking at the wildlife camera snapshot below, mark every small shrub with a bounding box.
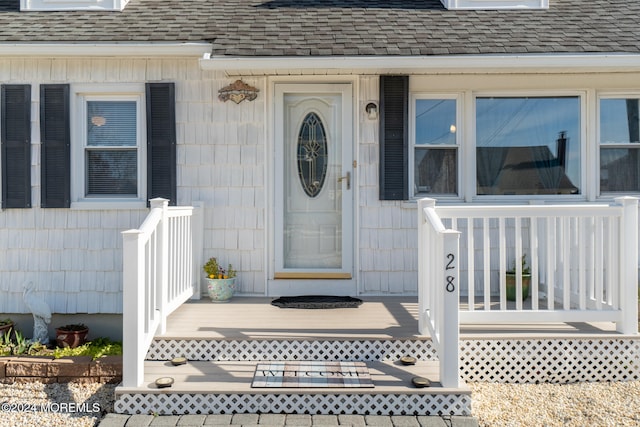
[52,337,122,360]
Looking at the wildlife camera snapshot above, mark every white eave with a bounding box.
[440,0,548,10]
[199,53,640,75]
[0,43,212,57]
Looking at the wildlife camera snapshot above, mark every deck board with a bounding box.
[118,359,470,395]
[160,296,618,341]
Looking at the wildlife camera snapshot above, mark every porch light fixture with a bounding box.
[365,102,378,120]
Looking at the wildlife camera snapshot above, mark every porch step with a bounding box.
[114,359,472,416]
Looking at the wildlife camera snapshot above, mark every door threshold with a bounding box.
[268,279,357,297]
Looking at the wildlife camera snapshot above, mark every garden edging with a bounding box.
[0,355,122,384]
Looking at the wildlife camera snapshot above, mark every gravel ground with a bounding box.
[2,381,640,426]
[0,382,115,427]
[469,381,640,427]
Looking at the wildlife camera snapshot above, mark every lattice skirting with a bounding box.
[460,338,640,383]
[147,339,438,362]
[114,393,472,416]
[148,337,640,384]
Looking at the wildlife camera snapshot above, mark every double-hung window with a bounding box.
[411,96,460,198]
[599,96,640,194]
[74,88,145,205]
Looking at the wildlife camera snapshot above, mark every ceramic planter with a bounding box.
[506,273,531,301]
[56,326,89,348]
[206,278,236,302]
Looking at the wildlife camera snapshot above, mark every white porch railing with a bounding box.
[421,197,639,335]
[417,198,461,388]
[121,198,203,387]
[419,196,638,387]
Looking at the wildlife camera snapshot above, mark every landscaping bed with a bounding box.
[0,354,122,384]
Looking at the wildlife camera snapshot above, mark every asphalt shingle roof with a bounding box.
[0,0,639,57]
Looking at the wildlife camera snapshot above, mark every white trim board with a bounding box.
[201,53,640,74]
[0,43,212,57]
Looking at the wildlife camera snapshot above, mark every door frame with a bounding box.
[267,79,357,296]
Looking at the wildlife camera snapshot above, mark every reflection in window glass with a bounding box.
[415,100,456,145]
[87,101,137,146]
[414,149,457,194]
[86,151,137,195]
[476,97,581,195]
[600,98,640,193]
[414,99,457,196]
[85,100,138,197]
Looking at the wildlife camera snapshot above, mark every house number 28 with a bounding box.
[445,253,455,293]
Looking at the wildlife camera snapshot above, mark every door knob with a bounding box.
[338,171,350,190]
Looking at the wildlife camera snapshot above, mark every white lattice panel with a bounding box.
[460,338,640,383]
[147,339,438,362]
[115,393,472,416]
[147,337,640,384]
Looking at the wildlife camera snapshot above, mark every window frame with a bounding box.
[409,93,463,201]
[597,92,640,197]
[410,90,588,202]
[70,84,146,209]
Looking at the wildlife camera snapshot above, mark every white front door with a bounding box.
[271,83,355,295]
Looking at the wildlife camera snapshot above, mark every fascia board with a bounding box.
[0,43,212,57]
[199,54,640,73]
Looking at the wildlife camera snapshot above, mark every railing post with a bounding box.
[191,201,205,300]
[150,198,170,335]
[441,229,461,388]
[418,198,436,335]
[615,196,639,334]
[121,229,145,387]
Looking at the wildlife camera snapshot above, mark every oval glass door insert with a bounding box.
[297,112,328,197]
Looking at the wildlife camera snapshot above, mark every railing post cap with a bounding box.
[614,196,639,206]
[122,228,143,235]
[149,198,170,209]
[418,197,437,208]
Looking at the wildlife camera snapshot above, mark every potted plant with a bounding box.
[506,255,531,301]
[203,257,237,302]
[55,323,89,348]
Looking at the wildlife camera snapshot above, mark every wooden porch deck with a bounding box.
[114,296,638,415]
[159,296,619,341]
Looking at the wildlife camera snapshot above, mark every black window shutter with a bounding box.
[379,75,408,200]
[40,84,70,208]
[1,84,31,209]
[146,82,176,206]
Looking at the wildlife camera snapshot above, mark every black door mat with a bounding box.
[271,295,363,309]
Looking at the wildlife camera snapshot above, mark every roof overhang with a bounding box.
[0,43,212,57]
[200,53,640,75]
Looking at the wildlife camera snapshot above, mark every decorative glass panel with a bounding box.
[476,97,581,195]
[297,112,328,197]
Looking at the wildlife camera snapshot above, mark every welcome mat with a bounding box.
[270,295,363,309]
[251,361,374,388]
